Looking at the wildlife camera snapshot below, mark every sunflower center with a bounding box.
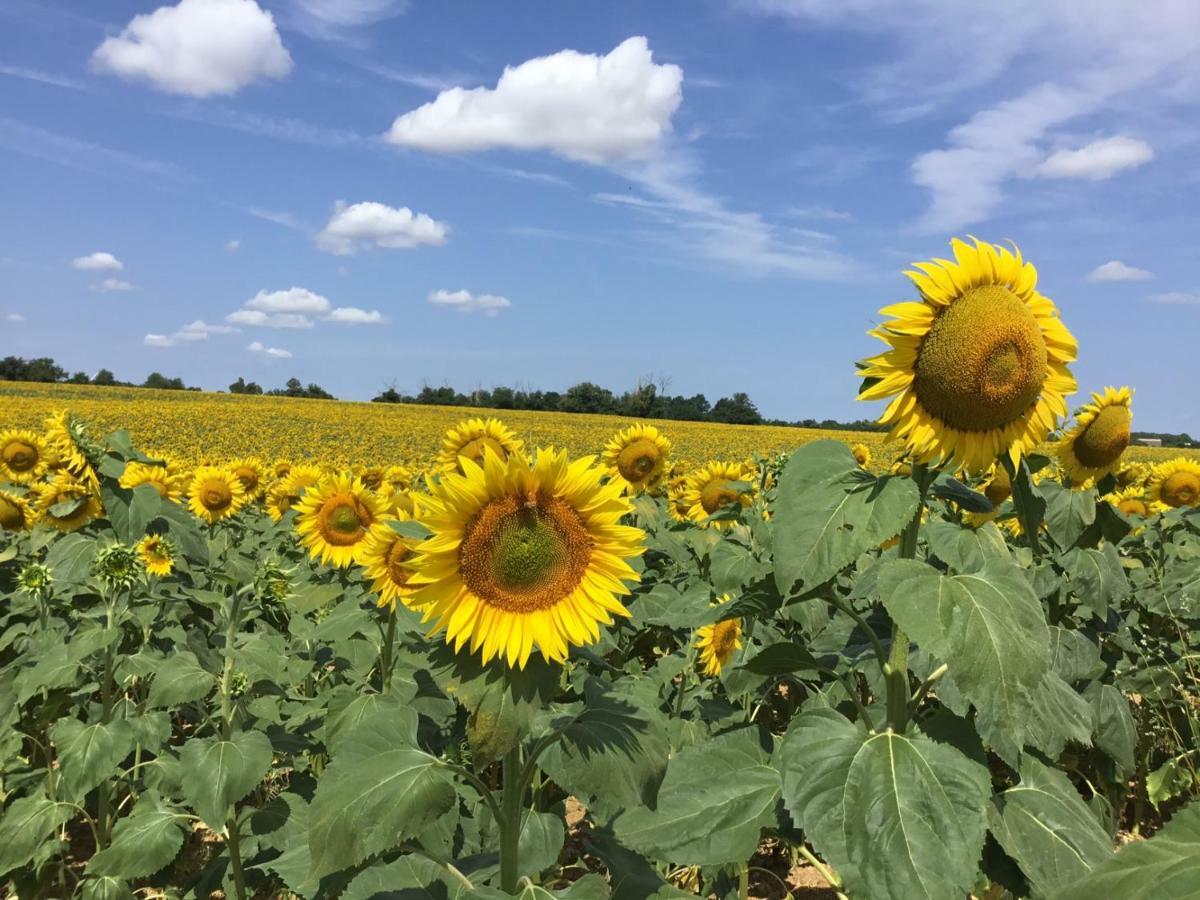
[711,619,741,662]
[386,539,411,584]
[200,481,233,512]
[235,467,259,491]
[913,284,1048,433]
[460,493,593,613]
[1073,405,1131,469]
[616,439,661,482]
[3,441,38,472]
[1161,472,1200,508]
[459,436,508,468]
[361,470,384,491]
[1118,498,1149,517]
[984,466,1012,506]
[319,495,372,544]
[700,479,742,514]
[0,496,24,528]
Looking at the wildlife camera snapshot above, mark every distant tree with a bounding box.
[490,386,515,409]
[710,392,762,425]
[305,382,334,400]
[93,368,117,386]
[372,386,404,403]
[245,381,263,395]
[143,372,185,390]
[67,371,90,384]
[561,382,617,414]
[229,377,247,394]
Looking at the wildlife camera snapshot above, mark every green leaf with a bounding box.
[1051,800,1200,900]
[776,708,990,900]
[1064,545,1129,619]
[340,852,472,900]
[1048,627,1104,683]
[1086,683,1136,776]
[100,482,162,543]
[708,539,767,593]
[586,828,693,900]
[1045,485,1096,550]
[773,441,919,595]
[989,757,1114,896]
[924,519,1010,573]
[741,641,820,675]
[87,792,187,879]
[153,500,209,565]
[44,532,96,584]
[290,582,344,615]
[307,705,456,879]
[15,643,79,704]
[613,727,780,867]
[146,651,215,708]
[0,794,74,875]
[518,810,566,876]
[324,690,417,755]
[178,730,274,830]
[930,474,993,513]
[78,877,134,900]
[49,718,137,800]
[1147,758,1195,810]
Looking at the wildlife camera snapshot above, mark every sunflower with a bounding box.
[136,534,176,576]
[858,238,1078,473]
[186,466,247,525]
[35,473,102,532]
[119,460,184,502]
[850,443,872,468]
[355,464,387,493]
[666,476,692,523]
[267,464,323,521]
[358,519,418,610]
[380,487,420,518]
[0,489,36,531]
[1103,486,1162,520]
[271,459,293,480]
[229,457,267,501]
[407,447,645,669]
[695,597,743,676]
[602,424,672,494]
[0,430,49,483]
[981,462,1012,507]
[1116,461,1150,488]
[1147,458,1200,509]
[294,473,388,567]
[384,464,414,492]
[43,411,97,480]
[681,461,755,529]
[1056,387,1133,483]
[436,417,525,475]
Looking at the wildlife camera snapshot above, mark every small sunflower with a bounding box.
[850,443,872,469]
[1056,387,1133,483]
[981,462,1012,507]
[436,417,525,475]
[229,457,267,501]
[602,424,672,494]
[681,461,755,529]
[187,466,247,525]
[407,447,645,669]
[695,598,743,676]
[666,476,692,524]
[271,459,293,480]
[384,464,414,492]
[119,460,184,502]
[380,487,420,518]
[267,464,323,521]
[0,489,36,531]
[355,464,387,493]
[858,238,1077,473]
[358,519,418,610]
[1148,458,1200,509]
[1116,461,1150,488]
[136,534,176,576]
[36,473,102,532]
[294,473,388,568]
[43,411,99,480]
[0,429,49,483]
[1103,486,1162,520]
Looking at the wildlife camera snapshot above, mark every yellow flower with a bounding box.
[136,534,176,576]
[1103,486,1162,520]
[267,464,322,521]
[358,519,418,610]
[981,462,1012,507]
[407,447,644,669]
[436,417,525,475]
[0,429,49,483]
[695,597,743,676]
[35,473,102,532]
[186,466,247,525]
[119,460,184,502]
[681,461,755,529]
[42,411,94,479]
[1147,458,1200,509]
[1056,387,1133,483]
[858,237,1077,473]
[384,464,414,492]
[1116,461,1150,488]
[293,473,388,567]
[229,457,267,501]
[355,464,388,492]
[0,488,36,531]
[271,458,293,480]
[851,442,872,468]
[602,424,672,494]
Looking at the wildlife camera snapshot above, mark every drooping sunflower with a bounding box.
[1103,486,1162,520]
[602,424,672,494]
[858,238,1078,473]
[850,443,872,469]
[1056,387,1133,483]
[695,597,743,676]
[119,460,184,502]
[186,466,247,525]
[407,447,645,669]
[35,473,103,532]
[436,417,525,475]
[681,461,756,529]
[1116,461,1150,488]
[267,464,323,521]
[43,411,98,481]
[0,429,49,484]
[0,489,36,531]
[136,534,176,576]
[666,476,692,524]
[229,457,267,501]
[293,473,388,567]
[1147,458,1200,509]
[358,519,418,610]
[981,462,1012,507]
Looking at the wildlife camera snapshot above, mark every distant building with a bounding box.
[1136,438,1163,447]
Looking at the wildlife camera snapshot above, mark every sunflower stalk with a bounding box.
[884,463,932,733]
[1003,455,1044,559]
[379,604,398,692]
[499,745,524,894]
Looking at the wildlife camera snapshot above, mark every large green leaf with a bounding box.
[87,792,187,879]
[586,828,693,900]
[776,708,990,900]
[49,718,137,800]
[1063,545,1129,619]
[879,558,1050,744]
[146,650,215,708]
[1086,683,1136,776]
[178,730,274,830]
[773,441,919,595]
[1052,801,1200,900]
[0,794,74,875]
[307,705,456,878]
[1044,485,1096,550]
[340,852,472,900]
[45,532,97,584]
[924,520,1010,573]
[613,727,780,867]
[989,758,1114,896]
[100,482,162,543]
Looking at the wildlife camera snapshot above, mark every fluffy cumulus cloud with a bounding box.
[225,287,381,327]
[72,251,123,271]
[428,289,511,317]
[245,287,331,314]
[1034,136,1154,180]
[92,278,134,292]
[144,319,238,347]
[315,201,448,255]
[1087,260,1152,283]
[91,0,292,98]
[327,306,385,324]
[385,37,682,164]
[248,340,293,358]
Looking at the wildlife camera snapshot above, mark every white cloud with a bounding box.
[144,319,240,347]
[72,251,123,271]
[144,333,174,347]
[1147,291,1200,305]
[91,0,292,98]
[225,239,241,252]
[5,313,24,323]
[428,289,512,317]
[92,278,135,292]
[327,306,385,324]
[1035,136,1153,180]
[227,309,314,329]
[245,287,331,314]
[248,340,293,358]
[1087,260,1152,283]
[290,0,409,28]
[385,37,682,164]
[316,201,448,255]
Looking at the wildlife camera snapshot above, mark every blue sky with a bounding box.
[2,0,1198,431]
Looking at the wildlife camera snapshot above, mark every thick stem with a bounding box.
[737,863,750,900]
[1003,456,1043,559]
[226,813,249,900]
[673,646,696,719]
[885,464,931,733]
[499,746,524,894]
[379,604,398,692]
[97,594,120,846]
[219,592,245,740]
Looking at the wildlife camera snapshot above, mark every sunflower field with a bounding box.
[2,238,1200,900]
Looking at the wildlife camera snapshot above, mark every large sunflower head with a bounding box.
[1148,458,1200,509]
[850,443,872,469]
[293,473,389,567]
[437,417,526,475]
[136,534,177,576]
[0,488,36,531]
[358,518,419,610]
[407,447,645,669]
[229,457,267,501]
[267,464,323,521]
[0,429,49,484]
[1056,387,1133,483]
[119,460,184,502]
[35,473,103,532]
[858,238,1078,473]
[681,461,756,529]
[695,596,743,676]
[187,466,247,525]
[602,424,672,494]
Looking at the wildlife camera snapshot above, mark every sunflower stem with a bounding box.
[379,604,398,692]
[737,863,750,900]
[499,745,524,894]
[1003,455,1043,559]
[885,464,931,733]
